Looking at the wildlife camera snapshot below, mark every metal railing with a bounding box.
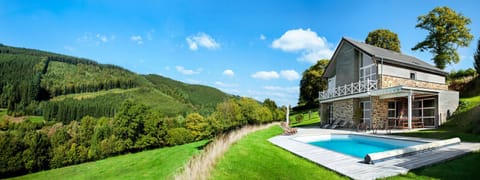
[319,79,378,100]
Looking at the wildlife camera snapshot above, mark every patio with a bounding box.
[268,127,480,180]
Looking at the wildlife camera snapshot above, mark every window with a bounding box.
[388,101,396,120]
[410,72,416,80]
[328,104,334,123]
[360,64,377,82]
[413,98,436,127]
[360,101,371,127]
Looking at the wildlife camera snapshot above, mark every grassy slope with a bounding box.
[12,140,208,180]
[40,61,146,92]
[26,116,44,123]
[289,109,321,127]
[210,126,347,180]
[144,74,230,112]
[0,108,6,120]
[50,88,139,101]
[50,88,191,117]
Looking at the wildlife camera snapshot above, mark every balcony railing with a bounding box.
[319,79,378,100]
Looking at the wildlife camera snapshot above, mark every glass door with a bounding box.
[413,98,436,127]
[360,101,371,128]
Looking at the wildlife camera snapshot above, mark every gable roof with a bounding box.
[342,37,448,76]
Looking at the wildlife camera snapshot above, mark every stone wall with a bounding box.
[380,75,448,90]
[333,99,354,124]
[319,103,329,125]
[371,96,388,126]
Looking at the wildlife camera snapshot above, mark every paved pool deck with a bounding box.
[268,127,480,180]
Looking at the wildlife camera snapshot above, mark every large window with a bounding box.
[413,98,436,127]
[328,104,334,123]
[360,64,377,82]
[328,76,336,93]
[388,101,396,120]
[360,101,371,127]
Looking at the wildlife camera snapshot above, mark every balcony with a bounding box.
[319,79,378,100]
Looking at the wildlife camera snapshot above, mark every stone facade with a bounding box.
[380,75,448,90]
[371,96,388,126]
[319,103,329,125]
[333,99,354,123]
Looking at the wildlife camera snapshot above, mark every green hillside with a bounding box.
[0,43,230,121]
[145,74,230,115]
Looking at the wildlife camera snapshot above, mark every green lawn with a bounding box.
[0,108,6,120]
[11,140,208,180]
[210,126,347,180]
[289,109,321,127]
[26,116,44,123]
[393,128,480,142]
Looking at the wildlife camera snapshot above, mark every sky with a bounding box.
[1,0,479,106]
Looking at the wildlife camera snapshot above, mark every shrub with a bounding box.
[295,114,304,123]
[165,128,194,146]
[186,113,212,141]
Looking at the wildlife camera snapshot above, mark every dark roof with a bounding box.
[342,37,448,76]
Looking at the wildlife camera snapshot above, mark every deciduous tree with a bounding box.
[365,29,401,52]
[299,59,329,107]
[412,6,473,69]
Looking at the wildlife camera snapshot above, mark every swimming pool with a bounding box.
[296,134,424,158]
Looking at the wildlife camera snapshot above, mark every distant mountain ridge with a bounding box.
[0,44,230,122]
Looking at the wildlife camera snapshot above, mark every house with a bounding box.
[319,37,459,129]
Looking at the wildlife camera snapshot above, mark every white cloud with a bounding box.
[176,66,202,75]
[272,28,333,63]
[260,34,266,40]
[280,70,300,81]
[165,66,171,71]
[131,35,143,44]
[251,71,280,80]
[222,69,235,76]
[186,32,220,51]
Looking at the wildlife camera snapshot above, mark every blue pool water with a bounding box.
[305,134,423,158]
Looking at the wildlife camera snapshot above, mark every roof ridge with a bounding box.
[343,37,405,56]
[341,37,447,75]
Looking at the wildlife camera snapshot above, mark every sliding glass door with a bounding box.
[413,98,436,127]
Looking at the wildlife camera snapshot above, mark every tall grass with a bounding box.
[175,123,279,180]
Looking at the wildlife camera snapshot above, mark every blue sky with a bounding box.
[1,0,479,106]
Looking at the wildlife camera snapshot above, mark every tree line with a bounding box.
[0,97,285,178]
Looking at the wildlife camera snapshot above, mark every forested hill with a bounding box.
[0,44,230,122]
